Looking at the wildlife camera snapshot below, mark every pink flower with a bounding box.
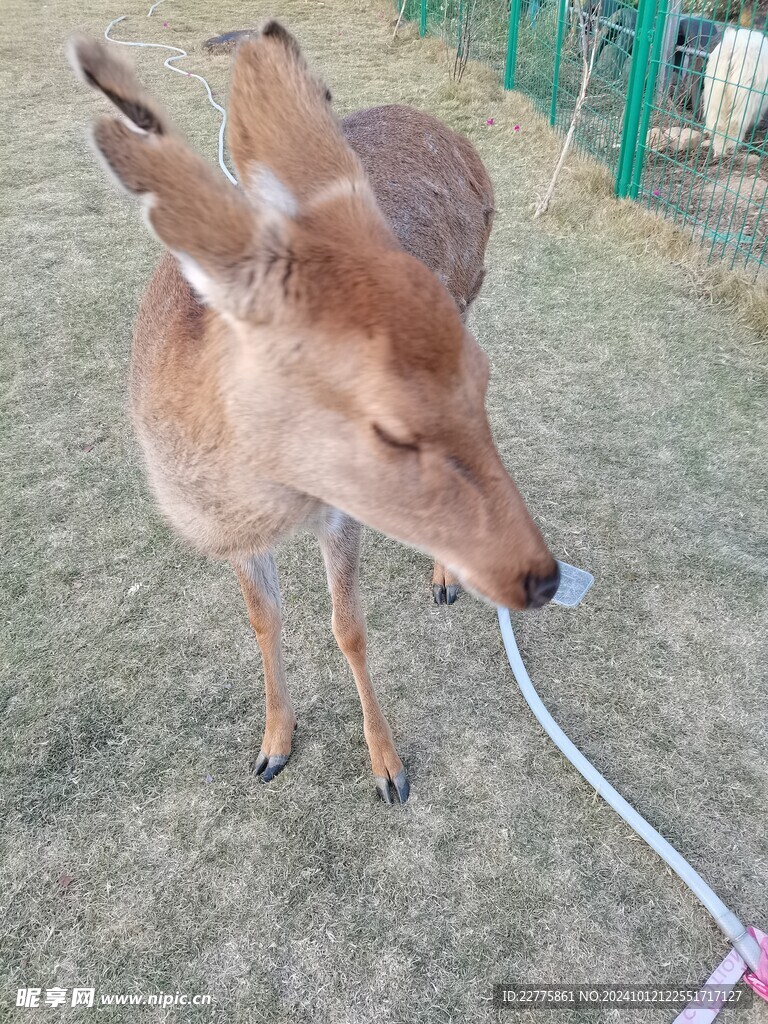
[486,118,495,126]
[513,124,521,132]
[162,20,169,27]
[653,189,660,197]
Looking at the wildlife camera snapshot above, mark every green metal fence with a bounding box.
[397,0,768,276]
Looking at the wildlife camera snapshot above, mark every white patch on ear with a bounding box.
[306,177,375,210]
[66,39,91,86]
[172,250,216,305]
[123,117,148,135]
[249,167,297,217]
[88,125,134,196]
[88,124,157,197]
[139,192,162,239]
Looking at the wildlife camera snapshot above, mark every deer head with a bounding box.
[69,24,559,610]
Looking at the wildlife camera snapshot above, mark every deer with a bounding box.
[68,23,560,805]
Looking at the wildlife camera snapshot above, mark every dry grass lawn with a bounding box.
[1,0,767,1021]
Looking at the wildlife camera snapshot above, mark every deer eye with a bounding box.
[371,423,420,453]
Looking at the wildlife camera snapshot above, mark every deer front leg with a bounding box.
[432,562,461,605]
[319,514,410,805]
[234,553,296,783]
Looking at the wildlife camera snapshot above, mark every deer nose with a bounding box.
[524,564,560,609]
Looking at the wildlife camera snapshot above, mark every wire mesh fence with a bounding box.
[637,1,768,270]
[407,1,511,77]
[513,0,641,175]
[393,0,768,277]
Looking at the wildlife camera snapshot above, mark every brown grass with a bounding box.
[2,0,767,1021]
[478,88,768,341]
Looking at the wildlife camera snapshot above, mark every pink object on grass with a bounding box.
[744,928,768,1002]
[486,118,495,126]
[672,928,768,1024]
[513,124,521,132]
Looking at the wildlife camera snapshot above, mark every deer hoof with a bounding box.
[433,584,460,605]
[375,768,410,805]
[253,751,290,782]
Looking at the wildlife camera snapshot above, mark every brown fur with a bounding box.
[69,26,558,802]
[70,35,171,136]
[342,104,494,317]
[229,26,365,205]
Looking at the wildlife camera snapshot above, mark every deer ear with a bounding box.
[227,21,365,208]
[68,35,172,135]
[69,36,288,319]
[93,118,265,309]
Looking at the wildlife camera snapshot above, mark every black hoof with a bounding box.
[434,584,460,605]
[252,751,290,783]
[375,768,410,805]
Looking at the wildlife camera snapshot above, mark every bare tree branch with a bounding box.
[452,0,478,82]
[393,0,408,39]
[534,0,602,218]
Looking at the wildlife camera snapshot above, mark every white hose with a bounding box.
[497,605,762,974]
[104,10,237,185]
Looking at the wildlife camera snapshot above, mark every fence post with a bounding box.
[550,0,568,127]
[657,0,681,98]
[615,0,655,197]
[629,0,667,198]
[420,0,427,36]
[504,0,523,90]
